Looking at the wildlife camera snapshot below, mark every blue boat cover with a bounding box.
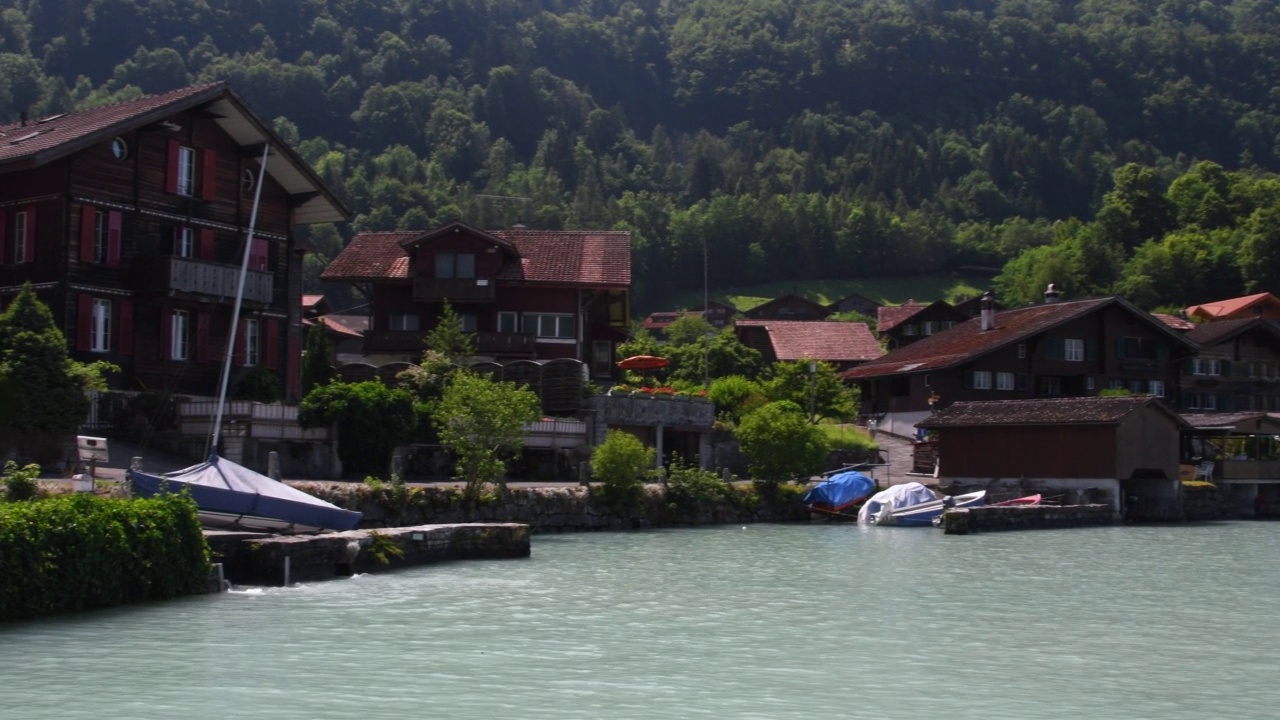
[803,471,875,512]
[128,453,362,534]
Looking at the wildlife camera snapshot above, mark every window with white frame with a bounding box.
[389,312,419,331]
[1204,393,1218,410]
[1017,343,1026,359]
[1186,393,1200,410]
[497,312,518,334]
[176,146,196,196]
[244,318,260,367]
[922,320,938,335]
[902,323,917,336]
[90,299,111,353]
[996,371,1015,391]
[1064,338,1085,362]
[1086,377,1096,391]
[1149,380,1165,397]
[459,312,478,333]
[93,211,108,263]
[524,313,575,339]
[175,226,194,257]
[13,210,29,263]
[171,310,189,360]
[1191,358,1221,376]
[973,370,992,389]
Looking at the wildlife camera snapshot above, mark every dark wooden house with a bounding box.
[843,295,1198,437]
[743,293,830,321]
[877,299,967,349]
[826,291,881,318]
[0,82,348,400]
[1181,318,1280,413]
[918,396,1188,520]
[320,221,631,379]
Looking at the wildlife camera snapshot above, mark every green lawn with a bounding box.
[657,273,994,314]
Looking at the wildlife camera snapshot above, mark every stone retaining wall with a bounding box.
[207,524,530,586]
[1182,484,1235,521]
[941,504,1114,535]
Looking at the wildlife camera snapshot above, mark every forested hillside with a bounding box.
[3,0,1280,312]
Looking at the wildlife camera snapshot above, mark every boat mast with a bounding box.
[209,144,271,456]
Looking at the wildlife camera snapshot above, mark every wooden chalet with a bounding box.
[743,293,830,321]
[826,291,881,318]
[1180,319,1280,413]
[843,292,1198,437]
[734,319,883,371]
[0,82,348,400]
[320,221,631,378]
[877,299,966,349]
[1185,292,1280,323]
[918,396,1188,520]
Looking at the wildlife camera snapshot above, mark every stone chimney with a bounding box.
[1043,283,1062,304]
[980,289,996,331]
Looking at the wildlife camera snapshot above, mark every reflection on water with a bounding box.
[2,523,1278,720]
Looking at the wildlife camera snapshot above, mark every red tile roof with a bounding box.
[735,320,883,362]
[1185,293,1280,321]
[303,314,367,339]
[842,297,1192,380]
[1152,312,1196,331]
[321,226,631,287]
[877,300,926,332]
[302,294,326,308]
[918,396,1185,427]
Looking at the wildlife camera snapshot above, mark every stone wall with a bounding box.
[208,523,530,586]
[1182,483,1235,521]
[941,504,1114,534]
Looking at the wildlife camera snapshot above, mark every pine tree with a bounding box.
[424,300,474,362]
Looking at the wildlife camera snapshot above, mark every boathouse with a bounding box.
[917,395,1188,520]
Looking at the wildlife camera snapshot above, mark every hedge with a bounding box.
[0,493,211,622]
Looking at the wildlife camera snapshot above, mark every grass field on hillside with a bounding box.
[654,273,995,314]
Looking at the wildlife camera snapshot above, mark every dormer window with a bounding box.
[436,252,476,279]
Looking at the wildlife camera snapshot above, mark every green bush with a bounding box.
[707,375,768,424]
[2,461,40,502]
[232,366,281,403]
[664,458,732,513]
[816,423,878,452]
[299,380,419,476]
[0,493,210,622]
[591,430,654,511]
[737,400,831,483]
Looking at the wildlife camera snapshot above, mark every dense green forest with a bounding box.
[3,0,1280,312]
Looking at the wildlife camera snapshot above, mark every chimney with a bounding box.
[979,289,996,331]
[1043,283,1061,304]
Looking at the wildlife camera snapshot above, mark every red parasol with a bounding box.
[617,355,670,370]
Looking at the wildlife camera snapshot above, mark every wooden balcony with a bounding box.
[413,277,495,302]
[133,256,273,304]
[364,330,535,356]
[364,330,426,353]
[475,331,535,355]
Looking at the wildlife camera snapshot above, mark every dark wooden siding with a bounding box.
[938,424,1118,478]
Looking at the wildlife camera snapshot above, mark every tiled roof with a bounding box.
[1186,317,1280,347]
[1153,312,1196,331]
[0,83,226,166]
[302,294,325,307]
[745,293,829,318]
[321,227,631,287]
[877,300,926,332]
[735,320,883,362]
[303,314,367,339]
[1181,412,1280,431]
[642,310,701,330]
[843,298,1120,380]
[918,396,1182,427]
[1185,292,1278,320]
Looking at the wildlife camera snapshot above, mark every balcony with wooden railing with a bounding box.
[365,330,426,353]
[475,331,535,355]
[413,276,496,302]
[364,330,536,356]
[133,256,273,304]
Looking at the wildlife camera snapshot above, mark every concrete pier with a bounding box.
[205,523,530,586]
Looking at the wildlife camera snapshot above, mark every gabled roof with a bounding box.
[0,82,348,224]
[744,293,830,318]
[1185,293,1280,321]
[1186,317,1280,347]
[842,296,1195,381]
[303,314,366,340]
[321,222,631,287]
[642,310,700,330]
[827,291,881,310]
[1181,412,1280,432]
[918,396,1186,428]
[1153,312,1197,331]
[877,299,955,332]
[735,320,883,363]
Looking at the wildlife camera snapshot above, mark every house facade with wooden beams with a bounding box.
[842,292,1198,437]
[1180,318,1280,413]
[0,82,348,401]
[320,221,631,379]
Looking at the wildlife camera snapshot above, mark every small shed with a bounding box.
[917,396,1189,520]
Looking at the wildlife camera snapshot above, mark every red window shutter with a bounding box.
[80,205,96,261]
[201,149,217,201]
[287,335,300,399]
[118,299,134,355]
[107,211,122,267]
[234,319,246,366]
[166,140,180,194]
[200,229,215,261]
[24,206,35,262]
[265,319,279,369]
[159,306,172,360]
[196,312,211,363]
[77,294,93,351]
[0,209,6,263]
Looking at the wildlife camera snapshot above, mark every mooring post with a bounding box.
[268,451,282,481]
[283,556,292,586]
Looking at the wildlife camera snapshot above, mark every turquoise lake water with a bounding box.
[2,522,1278,719]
